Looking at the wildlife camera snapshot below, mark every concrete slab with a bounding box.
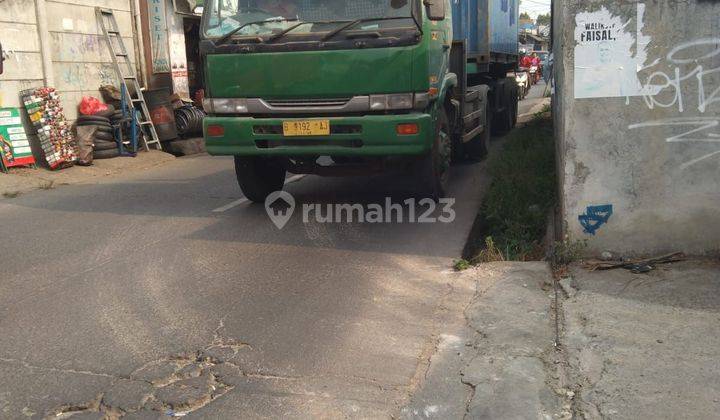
[563,259,720,419]
[400,262,565,419]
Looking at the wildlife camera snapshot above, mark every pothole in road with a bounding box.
[45,320,253,419]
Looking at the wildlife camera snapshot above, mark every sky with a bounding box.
[520,0,552,19]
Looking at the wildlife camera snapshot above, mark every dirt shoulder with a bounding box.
[1,150,176,198]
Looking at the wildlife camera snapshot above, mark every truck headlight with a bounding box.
[203,98,248,114]
[370,93,414,111]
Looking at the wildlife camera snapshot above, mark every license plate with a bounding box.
[282,120,330,136]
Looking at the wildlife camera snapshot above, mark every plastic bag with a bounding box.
[75,125,95,166]
[79,96,109,116]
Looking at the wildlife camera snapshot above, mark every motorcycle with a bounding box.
[515,70,530,99]
[529,65,539,85]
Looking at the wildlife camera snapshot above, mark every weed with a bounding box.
[463,116,557,263]
[39,180,55,190]
[474,237,506,263]
[2,191,21,199]
[533,104,552,120]
[453,259,472,271]
[550,236,588,267]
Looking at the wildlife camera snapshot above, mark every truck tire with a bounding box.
[492,78,517,134]
[465,105,491,161]
[415,109,451,199]
[94,148,120,159]
[510,86,519,129]
[493,102,514,134]
[94,140,117,151]
[234,156,286,203]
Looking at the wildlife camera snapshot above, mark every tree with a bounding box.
[536,13,551,26]
[520,11,531,20]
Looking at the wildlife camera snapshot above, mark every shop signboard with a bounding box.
[0,108,35,171]
[148,0,171,73]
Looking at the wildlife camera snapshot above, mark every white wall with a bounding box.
[0,0,138,121]
[0,0,44,108]
[554,0,720,256]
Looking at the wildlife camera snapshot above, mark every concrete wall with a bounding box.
[0,0,138,120]
[554,0,720,256]
[0,0,44,108]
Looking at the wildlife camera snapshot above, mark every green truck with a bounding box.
[201,0,519,202]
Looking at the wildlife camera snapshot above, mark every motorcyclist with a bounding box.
[531,52,542,82]
[519,51,533,69]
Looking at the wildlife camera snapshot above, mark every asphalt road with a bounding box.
[0,87,548,419]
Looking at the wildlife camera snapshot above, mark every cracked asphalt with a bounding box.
[0,147,492,418]
[0,88,551,419]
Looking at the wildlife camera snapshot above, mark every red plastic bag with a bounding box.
[79,96,109,116]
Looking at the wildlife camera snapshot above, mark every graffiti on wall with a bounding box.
[579,205,613,235]
[628,37,720,169]
[574,3,719,170]
[573,4,651,99]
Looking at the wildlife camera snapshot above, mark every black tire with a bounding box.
[94,148,120,159]
[94,141,117,151]
[96,105,116,118]
[415,109,451,199]
[95,125,114,133]
[234,156,287,203]
[511,90,519,129]
[77,121,112,129]
[493,80,518,135]
[94,131,115,141]
[493,101,514,134]
[465,105,491,161]
[78,115,111,124]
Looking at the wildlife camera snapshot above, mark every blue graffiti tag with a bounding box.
[579,205,614,235]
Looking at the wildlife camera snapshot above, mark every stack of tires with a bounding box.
[77,106,119,159]
[110,108,125,127]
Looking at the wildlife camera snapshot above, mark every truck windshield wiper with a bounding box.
[215,17,299,46]
[321,17,418,42]
[265,21,310,43]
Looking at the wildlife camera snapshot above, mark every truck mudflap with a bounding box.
[204,114,434,157]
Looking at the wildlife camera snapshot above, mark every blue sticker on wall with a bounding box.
[579,205,613,235]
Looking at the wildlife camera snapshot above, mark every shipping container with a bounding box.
[450,0,519,61]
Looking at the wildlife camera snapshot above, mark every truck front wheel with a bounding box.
[415,109,451,199]
[234,156,286,203]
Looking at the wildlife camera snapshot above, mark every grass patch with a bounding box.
[463,115,556,262]
[2,191,21,199]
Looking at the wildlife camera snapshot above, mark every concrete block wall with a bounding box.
[554,0,720,256]
[0,0,138,121]
[0,0,44,108]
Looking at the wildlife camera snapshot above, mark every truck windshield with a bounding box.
[202,0,416,39]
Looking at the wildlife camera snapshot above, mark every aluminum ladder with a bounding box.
[96,7,162,151]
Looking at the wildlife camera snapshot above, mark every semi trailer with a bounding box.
[201,0,519,202]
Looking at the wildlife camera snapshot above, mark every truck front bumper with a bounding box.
[204,114,433,157]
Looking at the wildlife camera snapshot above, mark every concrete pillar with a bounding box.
[133,0,149,86]
[34,0,54,86]
[554,0,720,256]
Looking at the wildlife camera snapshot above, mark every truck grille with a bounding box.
[265,98,351,108]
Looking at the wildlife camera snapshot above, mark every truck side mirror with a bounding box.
[424,0,445,21]
[0,42,4,75]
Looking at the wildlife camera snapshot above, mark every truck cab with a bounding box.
[201,0,517,202]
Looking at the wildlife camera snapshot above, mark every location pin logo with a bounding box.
[265,191,296,230]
